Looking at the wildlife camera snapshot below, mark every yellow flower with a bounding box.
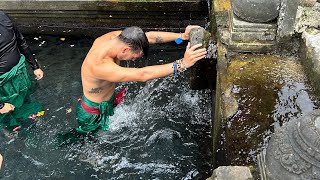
[36,111,45,117]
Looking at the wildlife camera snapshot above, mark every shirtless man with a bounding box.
[76,26,207,134]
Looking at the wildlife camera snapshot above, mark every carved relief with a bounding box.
[272,126,311,174]
[265,110,320,179]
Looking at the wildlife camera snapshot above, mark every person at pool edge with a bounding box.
[0,11,44,130]
[0,153,2,170]
[76,25,206,134]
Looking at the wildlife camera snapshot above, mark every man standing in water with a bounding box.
[0,11,44,130]
[76,26,206,134]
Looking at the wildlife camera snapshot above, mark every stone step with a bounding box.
[231,12,277,30]
[220,29,276,53]
[228,41,276,52]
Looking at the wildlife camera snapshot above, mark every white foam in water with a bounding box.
[113,157,177,174]
[22,153,45,167]
[66,77,212,178]
[145,128,182,146]
[108,105,139,132]
[183,169,200,180]
[0,36,212,179]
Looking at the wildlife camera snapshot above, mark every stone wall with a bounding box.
[297,3,320,95]
[0,0,209,37]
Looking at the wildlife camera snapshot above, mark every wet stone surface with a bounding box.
[217,54,320,167]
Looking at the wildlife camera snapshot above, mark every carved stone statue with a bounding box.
[264,110,320,180]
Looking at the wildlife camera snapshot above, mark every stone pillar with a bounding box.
[277,0,299,43]
[259,110,320,180]
[232,0,280,23]
[225,0,281,52]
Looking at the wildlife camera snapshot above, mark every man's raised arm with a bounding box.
[146,25,200,44]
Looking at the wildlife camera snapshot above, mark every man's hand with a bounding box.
[0,153,3,169]
[34,69,44,80]
[182,25,201,40]
[0,103,15,114]
[182,43,207,68]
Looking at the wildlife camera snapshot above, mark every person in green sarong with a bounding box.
[0,11,44,131]
[75,26,207,134]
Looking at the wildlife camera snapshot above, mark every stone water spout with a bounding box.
[188,27,217,90]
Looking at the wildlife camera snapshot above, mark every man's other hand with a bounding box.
[182,25,201,40]
[0,103,15,114]
[34,68,44,80]
[182,42,207,68]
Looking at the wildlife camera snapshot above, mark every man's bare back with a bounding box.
[81,31,121,103]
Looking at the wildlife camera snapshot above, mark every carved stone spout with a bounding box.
[231,0,281,23]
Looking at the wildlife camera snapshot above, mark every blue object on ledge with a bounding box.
[175,37,183,45]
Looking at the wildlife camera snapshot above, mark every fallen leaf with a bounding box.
[37,111,45,117]
[13,126,21,132]
[66,108,72,114]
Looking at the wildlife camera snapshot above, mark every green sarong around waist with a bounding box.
[76,93,116,134]
[0,55,41,129]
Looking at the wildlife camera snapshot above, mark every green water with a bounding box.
[0,35,213,179]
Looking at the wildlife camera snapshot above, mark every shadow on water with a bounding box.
[0,35,213,179]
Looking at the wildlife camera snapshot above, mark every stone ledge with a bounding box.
[232,15,277,29]
[207,166,253,180]
[300,28,320,96]
[0,0,206,12]
[0,0,209,37]
[231,31,276,42]
[219,29,276,53]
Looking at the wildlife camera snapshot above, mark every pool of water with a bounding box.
[216,54,320,168]
[0,35,213,179]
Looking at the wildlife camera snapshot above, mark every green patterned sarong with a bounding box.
[0,55,41,129]
[76,93,116,134]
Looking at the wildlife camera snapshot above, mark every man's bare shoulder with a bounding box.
[99,31,122,41]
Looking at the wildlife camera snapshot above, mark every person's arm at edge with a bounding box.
[7,13,44,80]
[0,153,2,169]
[11,19,40,71]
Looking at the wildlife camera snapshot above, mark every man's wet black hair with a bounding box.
[118,26,149,58]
